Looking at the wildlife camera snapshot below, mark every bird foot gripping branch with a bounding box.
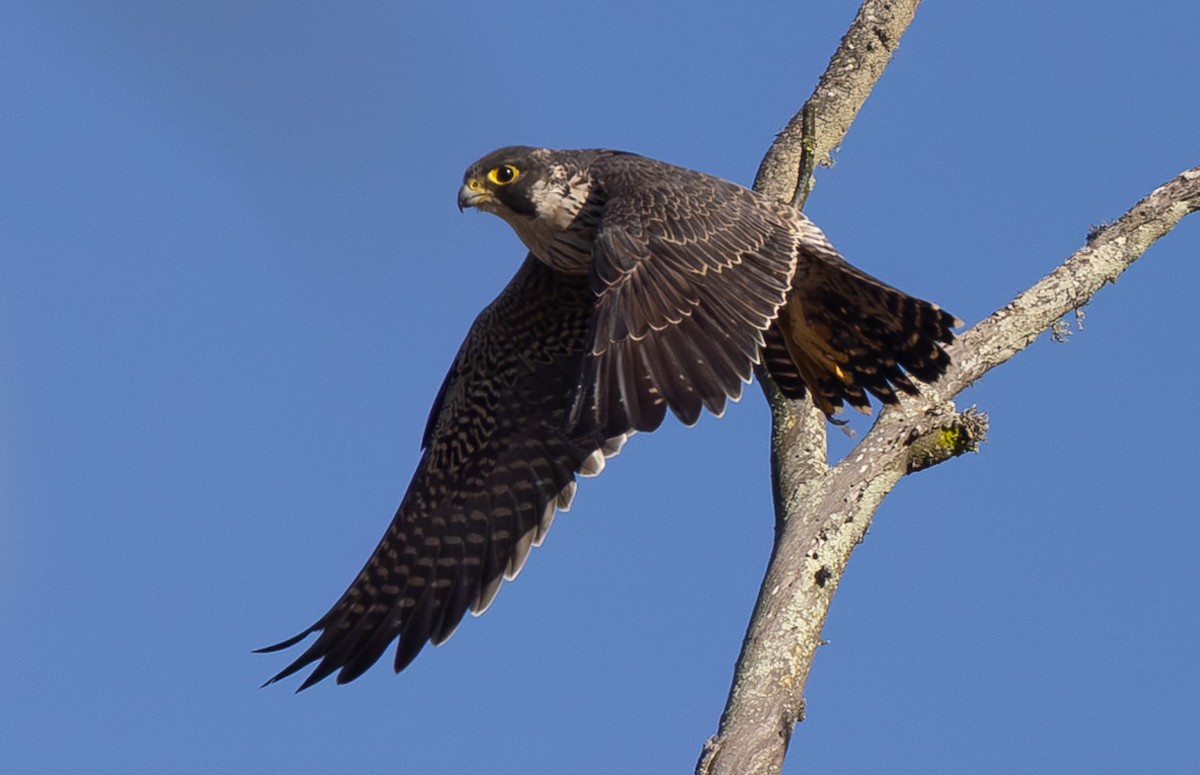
[259,147,959,689]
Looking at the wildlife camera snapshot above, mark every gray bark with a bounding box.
[697,1,1200,772]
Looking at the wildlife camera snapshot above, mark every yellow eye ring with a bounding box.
[487,165,520,186]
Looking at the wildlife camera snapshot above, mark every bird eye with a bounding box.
[487,165,519,185]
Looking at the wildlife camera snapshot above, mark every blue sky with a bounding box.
[2,2,1197,773]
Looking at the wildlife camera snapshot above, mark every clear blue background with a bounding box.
[3,2,1198,773]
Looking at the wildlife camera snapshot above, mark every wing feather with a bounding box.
[258,256,625,689]
[572,155,798,437]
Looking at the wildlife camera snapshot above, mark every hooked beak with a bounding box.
[457,178,490,212]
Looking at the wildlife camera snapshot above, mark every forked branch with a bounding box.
[699,0,1200,771]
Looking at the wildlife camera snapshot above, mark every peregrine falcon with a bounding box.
[259,147,959,689]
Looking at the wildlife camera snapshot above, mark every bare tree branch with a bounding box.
[707,165,1198,775]
[940,167,1200,397]
[699,3,922,773]
[753,0,921,206]
[698,0,1200,771]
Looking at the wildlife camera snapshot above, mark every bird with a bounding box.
[258,146,960,690]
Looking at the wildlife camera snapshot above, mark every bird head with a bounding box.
[458,146,614,272]
[458,146,545,219]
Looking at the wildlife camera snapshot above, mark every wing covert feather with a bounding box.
[572,156,799,438]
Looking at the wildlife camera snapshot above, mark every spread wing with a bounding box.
[570,156,799,438]
[258,256,626,689]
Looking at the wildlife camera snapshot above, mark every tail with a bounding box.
[763,258,960,417]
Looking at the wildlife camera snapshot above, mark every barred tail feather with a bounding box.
[767,256,960,416]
